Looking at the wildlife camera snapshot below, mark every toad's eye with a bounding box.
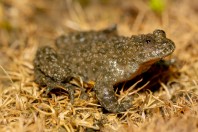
[145,39,151,44]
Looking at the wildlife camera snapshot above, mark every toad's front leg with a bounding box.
[94,80,132,113]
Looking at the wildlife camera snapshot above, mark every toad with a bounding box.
[34,25,175,113]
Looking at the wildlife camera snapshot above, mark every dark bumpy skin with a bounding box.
[34,26,175,113]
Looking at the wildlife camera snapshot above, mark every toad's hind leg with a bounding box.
[34,46,88,102]
[47,80,89,101]
[46,81,88,103]
[34,69,78,103]
[94,81,132,113]
[45,82,76,103]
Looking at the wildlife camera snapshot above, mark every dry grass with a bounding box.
[0,0,198,131]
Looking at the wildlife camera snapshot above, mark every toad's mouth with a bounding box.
[160,40,175,54]
[147,42,175,60]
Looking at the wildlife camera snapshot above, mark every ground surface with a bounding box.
[0,0,198,131]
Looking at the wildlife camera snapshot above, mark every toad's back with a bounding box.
[56,31,136,83]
